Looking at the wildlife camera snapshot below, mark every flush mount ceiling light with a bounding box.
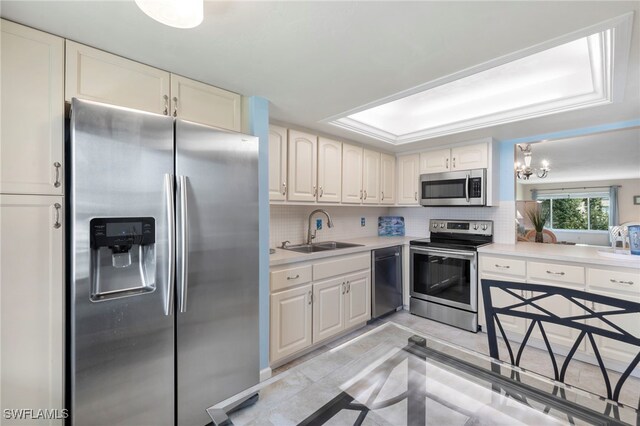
[325,13,633,145]
[515,144,550,180]
[135,0,203,29]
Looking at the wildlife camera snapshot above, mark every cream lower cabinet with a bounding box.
[270,284,313,362]
[271,253,371,365]
[1,195,64,425]
[1,20,64,196]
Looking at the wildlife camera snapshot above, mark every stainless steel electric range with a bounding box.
[410,219,493,332]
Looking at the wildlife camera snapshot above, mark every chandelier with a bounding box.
[515,144,550,180]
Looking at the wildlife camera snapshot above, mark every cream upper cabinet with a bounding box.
[341,143,364,204]
[344,271,371,328]
[451,143,488,170]
[419,149,450,174]
[397,154,419,205]
[380,153,396,205]
[1,20,64,195]
[317,137,342,203]
[270,284,312,363]
[268,125,288,201]
[312,277,345,343]
[362,149,380,204]
[65,41,170,114]
[1,195,64,425]
[169,74,241,131]
[287,130,317,202]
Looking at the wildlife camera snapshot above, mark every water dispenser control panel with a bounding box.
[90,217,155,250]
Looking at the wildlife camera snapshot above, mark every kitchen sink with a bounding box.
[283,241,364,254]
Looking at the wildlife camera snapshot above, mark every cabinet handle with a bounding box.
[363,190,367,200]
[452,157,456,168]
[610,279,634,285]
[346,281,350,293]
[163,95,169,115]
[381,191,385,201]
[308,290,313,305]
[414,191,418,201]
[53,162,62,188]
[282,182,287,196]
[172,96,178,117]
[495,264,510,269]
[360,190,363,200]
[446,158,449,169]
[342,282,346,294]
[546,270,565,276]
[319,186,323,197]
[591,301,596,310]
[313,186,317,197]
[287,274,300,280]
[53,203,61,229]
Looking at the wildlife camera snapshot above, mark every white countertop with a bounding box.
[270,236,416,267]
[478,242,640,269]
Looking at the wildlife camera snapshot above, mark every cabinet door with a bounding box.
[451,143,488,170]
[312,278,345,343]
[287,130,317,202]
[419,149,450,174]
[480,275,528,336]
[396,154,419,205]
[317,138,342,203]
[1,20,64,195]
[526,283,586,351]
[65,40,170,114]
[341,143,363,204]
[588,289,640,365]
[362,149,381,204]
[344,271,371,328]
[1,195,64,425]
[270,284,312,363]
[380,153,396,205]
[170,74,241,131]
[268,125,288,201]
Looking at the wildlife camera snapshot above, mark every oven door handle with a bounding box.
[410,246,475,259]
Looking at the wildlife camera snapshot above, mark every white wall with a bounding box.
[389,201,516,244]
[269,205,391,248]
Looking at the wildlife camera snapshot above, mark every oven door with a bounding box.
[410,246,477,312]
[420,169,486,206]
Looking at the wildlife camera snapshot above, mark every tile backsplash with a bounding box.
[269,205,391,248]
[270,201,516,248]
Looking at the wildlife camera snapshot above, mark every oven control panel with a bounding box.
[429,220,493,236]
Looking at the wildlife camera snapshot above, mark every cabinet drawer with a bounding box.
[313,253,370,281]
[587,267,640,294]
[271,265,312,292]
[480,256,526,277]
[528,261,584,286]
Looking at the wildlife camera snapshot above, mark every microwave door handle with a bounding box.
[465,174,470,203]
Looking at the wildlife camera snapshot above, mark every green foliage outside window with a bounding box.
[537,196,609,231]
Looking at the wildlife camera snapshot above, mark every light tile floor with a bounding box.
[223,311,639,425]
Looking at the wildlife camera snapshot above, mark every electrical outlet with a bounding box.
[361,217,366,227]
[316,218,322,230]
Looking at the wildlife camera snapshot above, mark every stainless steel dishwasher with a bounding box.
[372,246,403,318]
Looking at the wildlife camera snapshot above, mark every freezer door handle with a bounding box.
[165,174,176,315]
[178,175,190,313]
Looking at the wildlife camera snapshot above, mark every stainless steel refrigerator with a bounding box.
[68,98,259,426]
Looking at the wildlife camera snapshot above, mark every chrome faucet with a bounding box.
[307,209,334,244]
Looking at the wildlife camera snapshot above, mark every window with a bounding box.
[537,193,609,231]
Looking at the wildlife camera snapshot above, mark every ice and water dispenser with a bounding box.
[89,217,157,301]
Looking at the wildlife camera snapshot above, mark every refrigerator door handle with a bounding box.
[178,175,190,313]
[164,174,176,316]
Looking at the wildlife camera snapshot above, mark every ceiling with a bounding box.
[1,1,639,152]
[516,127,640,184]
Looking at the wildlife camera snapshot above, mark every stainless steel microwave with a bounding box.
[420,169,486,207]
